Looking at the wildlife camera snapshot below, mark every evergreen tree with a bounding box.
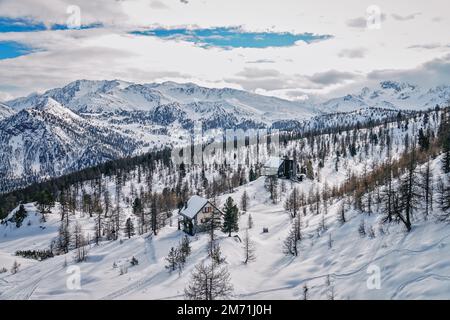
[125,217,135,239]
[180,235,191,257]
[13,204,27,228]
[418,128,430,151]
[222,197,239,237]
[240,190,249,212]
[165,247,179,272]
[249,167,256,182]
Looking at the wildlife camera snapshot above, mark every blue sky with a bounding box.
[0,17,46,33]
[0,16,103,60]
[0,41,34,60]
[132,27,332,49]
[0,16,103,33]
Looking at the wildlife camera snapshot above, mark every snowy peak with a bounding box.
[379,80,418,92]
[6,80,316,120]
[320,81,450,113]
[0,102,14,120]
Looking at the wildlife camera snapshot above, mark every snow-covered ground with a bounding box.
[1,162,449,300]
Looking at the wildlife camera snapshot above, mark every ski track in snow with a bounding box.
[237,232,450,299]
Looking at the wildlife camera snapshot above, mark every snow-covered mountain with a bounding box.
[0,103,14,120]
[319,81,450,113]
[0,80,320,190]
[1,107,449,300]
[0,97,142,190]
[7,80,317,121]
[1,79,449,191]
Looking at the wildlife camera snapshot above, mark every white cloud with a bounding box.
[0,0,449,100]
[391,12,421,21]
[338,47,367,58]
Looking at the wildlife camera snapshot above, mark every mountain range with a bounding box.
[0,79,449,191]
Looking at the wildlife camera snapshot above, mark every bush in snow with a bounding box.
[10,260,20,274]
[130,256,139,266]
[358,220,366,237]
[367,226,376,239]
[119,265,128,275]
[0,267,7,274]
[211,243,226,265]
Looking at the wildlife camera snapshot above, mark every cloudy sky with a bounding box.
[0,0,449,101]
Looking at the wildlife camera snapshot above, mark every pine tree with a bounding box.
[222,197,239,237]
[14,204,27,227]
[180,235,191,257]
[151,195,159,235]
[125,217,135,239]
[165,247,178,272]
[243,229,256,264]
[418,128,430,151]
[132,197,145,235]
[249,167,256,182]
[240,190,249,212]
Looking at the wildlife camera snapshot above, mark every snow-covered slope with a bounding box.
[320,81,450,113]
[1,161,450,300]
[0,97,142,189]
[0,103,14,120]
[0,108,448,299]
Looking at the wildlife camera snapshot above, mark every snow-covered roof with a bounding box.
[179,195,208,219]
[263,156,283,169]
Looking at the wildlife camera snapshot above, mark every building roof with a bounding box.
[179,195,208,219]
[263,156,283,169]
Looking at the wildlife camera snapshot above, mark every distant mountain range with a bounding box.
[0,79,448,191]
[318,81,450,113]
